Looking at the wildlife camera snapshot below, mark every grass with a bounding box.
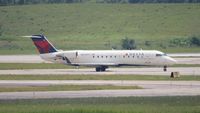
[0,63,200,70]
[0,4,200,54]
[0,96,200,113]
[172,64,200,67]
[0,75,199,81]
[0,63,75,69]
[0,85,141,92]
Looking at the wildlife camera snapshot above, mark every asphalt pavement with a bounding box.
[0,80,199,99]
[0,67,199,75]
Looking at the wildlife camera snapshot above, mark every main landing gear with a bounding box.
[95,66,108,72]
[163,65,167,72]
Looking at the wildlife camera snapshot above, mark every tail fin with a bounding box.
[31,35,57,54]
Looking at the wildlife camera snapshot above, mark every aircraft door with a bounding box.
[144,53,153,65]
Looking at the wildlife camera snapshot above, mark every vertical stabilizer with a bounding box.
[31,35,57,54]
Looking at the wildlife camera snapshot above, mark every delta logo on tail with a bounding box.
[31,35,57,54]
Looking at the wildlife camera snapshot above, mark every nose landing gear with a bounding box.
[163,65,167,71]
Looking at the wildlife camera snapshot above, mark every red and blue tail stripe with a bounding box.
[31,35,57,54]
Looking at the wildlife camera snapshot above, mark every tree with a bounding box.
[121,37,137,50]
[0,25,3,36]
[190,36,200,46]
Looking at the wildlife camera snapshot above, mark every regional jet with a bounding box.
[27,35,177,72]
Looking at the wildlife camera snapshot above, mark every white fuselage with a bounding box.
[40,50,176,67]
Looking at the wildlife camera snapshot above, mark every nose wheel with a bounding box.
[163,66,167,71]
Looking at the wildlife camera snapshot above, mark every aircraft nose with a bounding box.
[167,57,177,65]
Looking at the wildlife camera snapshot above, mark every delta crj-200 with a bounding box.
[25,35,177,72]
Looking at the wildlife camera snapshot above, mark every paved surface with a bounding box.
[0,54,200,99]
[0,55,200,64]
[0,80,199,99]
[175,58,200,64]
[0,55,49,63]
[169,53,200,57]
[0,67,200,75]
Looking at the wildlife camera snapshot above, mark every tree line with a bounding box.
[0,0,200,5]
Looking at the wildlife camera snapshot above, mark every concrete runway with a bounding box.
[0,80,199,99]
[0,54,200,99]
[169,53,200,57]
[0,67,200,75]
[0,55,200,64]
[0,55,48,63]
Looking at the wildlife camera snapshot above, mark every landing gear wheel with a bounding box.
[101,67,106,71]
[163,66,167,72]
[96,67,101,72]
[95,66,107,72]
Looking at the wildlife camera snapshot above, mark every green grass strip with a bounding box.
[0,75,199,81]
[0,63,74,70]
[0,4,200,54]
[0,85,141,92]
[0,96,200,113]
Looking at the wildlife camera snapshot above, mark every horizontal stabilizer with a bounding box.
[22,36,41,38]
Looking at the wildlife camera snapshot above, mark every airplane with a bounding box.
[26,34,177,72]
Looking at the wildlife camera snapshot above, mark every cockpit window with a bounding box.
[156,54,162,57]
[156,53,167,57]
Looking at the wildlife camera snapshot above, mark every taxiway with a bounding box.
[0,54,199,99]
[0,67,199,75]
[0,80,199,99]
